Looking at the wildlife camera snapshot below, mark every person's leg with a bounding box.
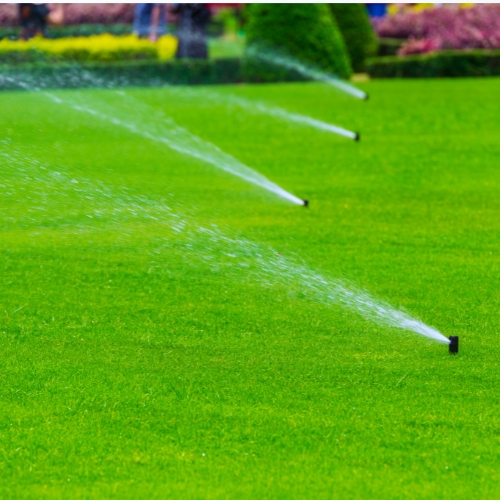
[19,4,33,40]
[190,7,209,59]
[32,4,50,37]
[176,10,191,59]
[190,27,208,59]
[134,3,152,38]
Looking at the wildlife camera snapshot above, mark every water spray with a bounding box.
[3,75,305,207]
[3,146,451,352]
[449,336,459,354]
[260,106,359,140]
[172,88,360,142]
[248,47,368,100]
[81,93,305,207]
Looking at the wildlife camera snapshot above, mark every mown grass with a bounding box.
[1,78,499,499]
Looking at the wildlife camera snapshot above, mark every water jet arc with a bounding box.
[3,74,305,207]
[249,48,368,100]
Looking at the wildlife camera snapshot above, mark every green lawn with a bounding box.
[1,78,499,499]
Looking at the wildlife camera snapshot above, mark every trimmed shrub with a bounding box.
[329,3,378,72]
[0,58,243,91]
[244,3,351,83]
[367,51,500,78]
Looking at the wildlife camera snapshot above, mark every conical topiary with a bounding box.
[244,3,352,83]
[329,4,378,73]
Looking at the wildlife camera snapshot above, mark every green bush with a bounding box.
[208,8,240,38]
[0,24,135,41]
[377,38,404,57]
[329,3,378,73]
[244,3,352,83]
[0,28,17,41]
[367,51,500,78]
[48,24,134,38]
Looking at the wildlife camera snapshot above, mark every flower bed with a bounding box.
[375,4,500,55]
[0,34,177,63]
[0,3,134,27]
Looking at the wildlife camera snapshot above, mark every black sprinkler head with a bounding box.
[354,133,360,142]
[449,336,459,355]
[364,93,369,101]
[303,199,309,207]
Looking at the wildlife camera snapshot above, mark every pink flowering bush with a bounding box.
[62,4,134,25]
[0,4,134,27]
[0,4,16,27]
[375,4,500,55]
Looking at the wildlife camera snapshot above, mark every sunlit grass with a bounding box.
[1,78,499,498]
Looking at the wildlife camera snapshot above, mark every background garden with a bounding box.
[1,3,500,88]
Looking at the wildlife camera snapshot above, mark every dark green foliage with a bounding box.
[208,8,241,38]
[0,27,17,40]
[48,23,134,38]
[0,24,134,41]
[0,47,158,65]
[0,48,48,64]
[242,63,311,84]
[329,3,378,72]
[244,3,352,82]
[0,58,243,91]
[367,50,500,78]
[378,37,404,57]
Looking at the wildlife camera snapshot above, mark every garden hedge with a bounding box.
[244,3,351,82]
[0,24,134,41]
[0,58,242,91]
[367,50,500,78]
[329,3,378,73]
[377,38,404,57]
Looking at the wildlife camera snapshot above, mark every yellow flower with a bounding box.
[0,34,178,63]
[157,35,178,61]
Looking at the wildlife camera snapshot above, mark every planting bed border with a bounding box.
[367,50,500,78]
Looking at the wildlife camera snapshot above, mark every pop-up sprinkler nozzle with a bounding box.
[364,93,369,101]
[449,336,459,354]
[354,133,360,142]
[303,199,309,207]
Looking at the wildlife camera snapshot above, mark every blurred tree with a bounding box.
[244,3,352,82]
[329,4,379,73]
